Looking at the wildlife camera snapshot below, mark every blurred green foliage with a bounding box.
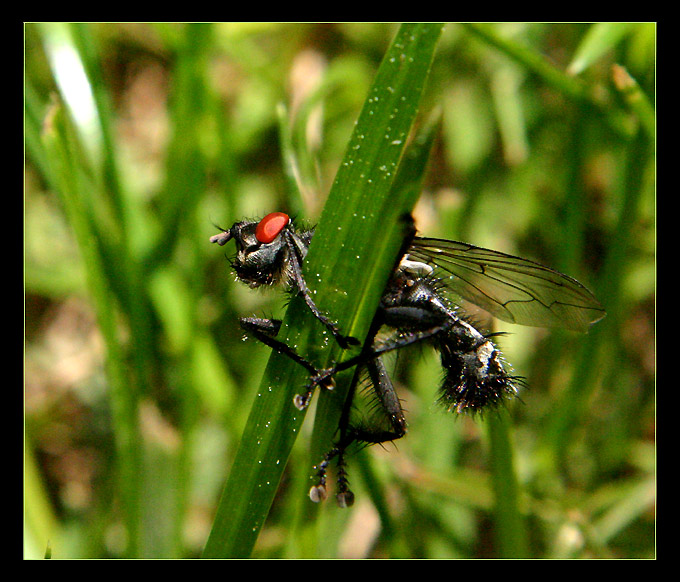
[25,23,655,559]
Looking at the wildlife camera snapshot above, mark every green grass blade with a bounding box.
[41,102,143,556]
[461,23,590,103]
[68,22,127,227]
[487,409,529,558]
[202,23,444,559]
[612,64,656,142]
[460,23,635,138]
[542,128,652,463]
[567,23,638,76]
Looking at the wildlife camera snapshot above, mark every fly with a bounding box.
[211,212,605,507]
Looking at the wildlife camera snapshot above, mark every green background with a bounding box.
[25,23,655,559]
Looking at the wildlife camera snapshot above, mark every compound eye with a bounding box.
[255,212,290,243]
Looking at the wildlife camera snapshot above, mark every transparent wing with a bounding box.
[407,237,606,332]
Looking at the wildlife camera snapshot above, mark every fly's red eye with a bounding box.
[255,212,290,244]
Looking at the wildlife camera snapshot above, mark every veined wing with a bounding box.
[408,237,606,332]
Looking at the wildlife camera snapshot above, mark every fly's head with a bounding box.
[210,212,293,288]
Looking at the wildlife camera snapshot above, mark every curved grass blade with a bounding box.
[202,23,444,559]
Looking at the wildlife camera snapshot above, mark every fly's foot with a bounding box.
[336,489,355,508]
[309,451,333,503]
[293,368,337,410]
[309,483,328,503]
[308,447,354,508]
[293,392,312,411]
[335,454,355,508]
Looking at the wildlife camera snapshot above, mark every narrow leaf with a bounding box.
[202,23,443,559]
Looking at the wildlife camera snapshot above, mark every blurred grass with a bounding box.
[24,23,655,559]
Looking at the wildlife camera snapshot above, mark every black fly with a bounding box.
[211,212,605,506]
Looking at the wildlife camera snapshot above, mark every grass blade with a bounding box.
[567,23,637,76]
[202,23,444,559]
[487,410,529,558]
[41,101,143,556]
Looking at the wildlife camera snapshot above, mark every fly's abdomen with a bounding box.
[436,324,519,414]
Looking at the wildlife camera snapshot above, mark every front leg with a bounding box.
[282,230,359,349]
[240,317,336,406]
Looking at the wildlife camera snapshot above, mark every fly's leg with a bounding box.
[282,230,359,350]
[238,317,357,413]
[281,212,416,351]
[246,303,455,412]
[309,446,355,508]
[239,317,337,408]
[239,317,326,377]
[310,357,407,507]
[294,318,457,410]
[239,317,316,375]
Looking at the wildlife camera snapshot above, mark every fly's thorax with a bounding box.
[398,256,434,277]
[382,269,456,329]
